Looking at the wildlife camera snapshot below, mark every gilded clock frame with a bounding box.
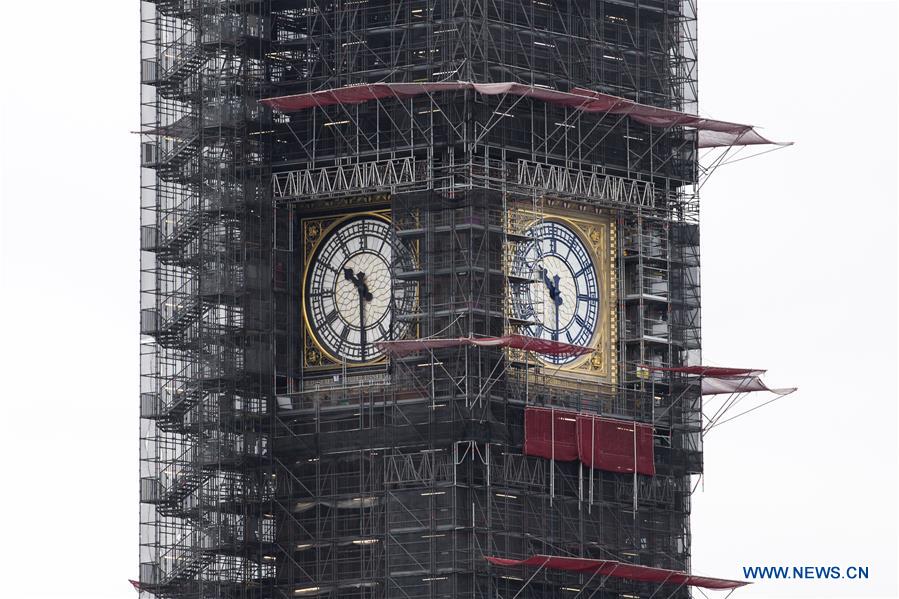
[300,209,417,370]
[509,207,617,385]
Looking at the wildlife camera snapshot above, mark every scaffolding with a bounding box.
[139,1,715,598]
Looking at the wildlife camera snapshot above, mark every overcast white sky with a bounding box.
[0,1,896,598]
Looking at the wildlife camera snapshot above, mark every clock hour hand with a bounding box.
[540,268,563,306]
[540,268,563,341]
[541,267,553,292]
[344,268,374,302]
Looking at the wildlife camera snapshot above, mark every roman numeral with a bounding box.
[574,265,592,278]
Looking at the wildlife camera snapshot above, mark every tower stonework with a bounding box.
[139,1,707,598]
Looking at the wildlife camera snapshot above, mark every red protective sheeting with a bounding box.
[523,407,579,461]
[485,555,749,590]
[577,416,655,476]
[646,365,766,377]
[259,81,786,148]
[376,335,594,357]
[522,408,655,475]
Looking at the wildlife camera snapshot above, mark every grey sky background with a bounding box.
[0,1,896,598]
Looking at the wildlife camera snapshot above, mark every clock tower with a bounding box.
[135,1,733,598]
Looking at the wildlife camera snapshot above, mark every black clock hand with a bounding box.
[542,268,555,295]
[359,274,373,303]
[345,268,374,360]
[540,269,564,305]
[552,274,562,306]
[344,267,374,300]
[540,268,563,341]
[357,272,373,360]
[344,267,359,286]
[359,289,366,361]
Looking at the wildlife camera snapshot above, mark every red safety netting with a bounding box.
[523,408,654,476]
[259,81,785,148]
[485,555,749,590]
[376,335,594,357]
[644,365,766,377]
[577,415,655,476]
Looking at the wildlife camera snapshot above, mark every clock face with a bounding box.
[305,215,416,363]
[511,220,600,365]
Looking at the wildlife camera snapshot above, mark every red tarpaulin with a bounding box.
[522,408,654,476]
[259,81,786,148]
[376,335,594,357]
[645,365,766,377]
[485,555,749,590]
[523,407,579,461]
[577,415,655,476]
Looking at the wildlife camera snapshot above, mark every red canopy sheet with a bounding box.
[376,335,594,357]
[485,555,749,590]
[260,81,784,148]
[524,408,654,476]
[645,365,766,377]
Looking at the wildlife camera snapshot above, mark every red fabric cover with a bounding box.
[576,416,655,476]
[522,408,655,476]
[259,81,785,148]
[646,365,766,377]
[485,555,749,590]
[523,407,579,461]
[376,335,593,357]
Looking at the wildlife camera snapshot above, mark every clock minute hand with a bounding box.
[345,268,374,360]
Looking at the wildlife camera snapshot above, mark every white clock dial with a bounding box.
[306,216,415,363]
[511,220,600,365]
